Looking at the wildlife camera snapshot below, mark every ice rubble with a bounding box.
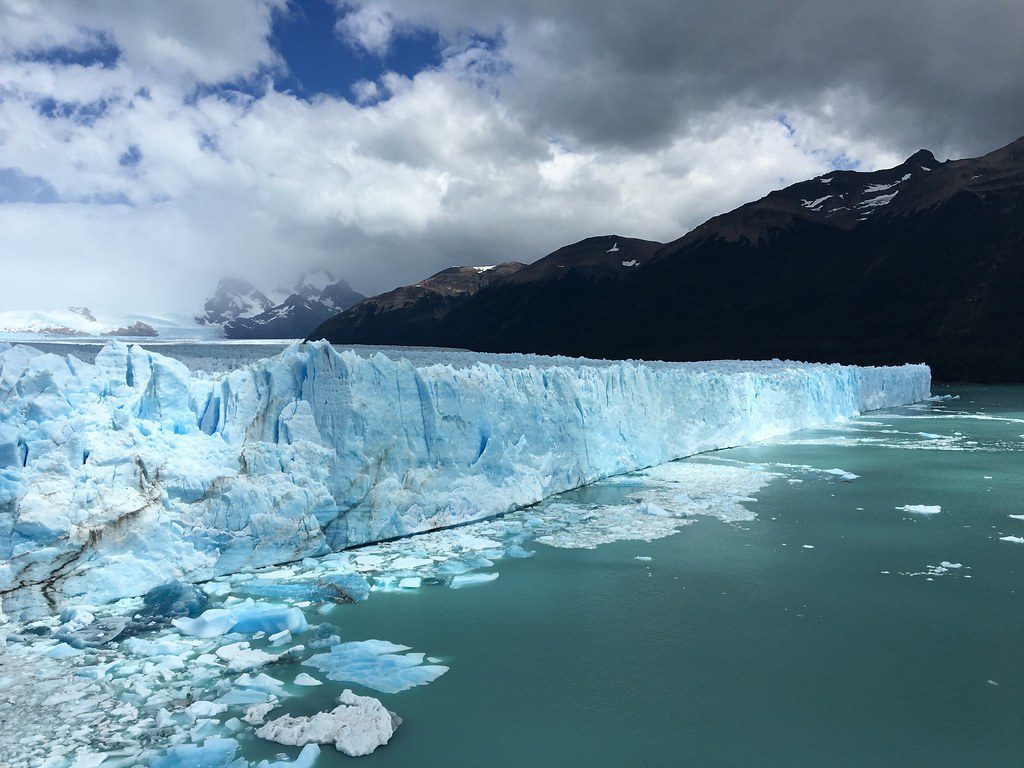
[0,453,860,766]
[0,339,929,616]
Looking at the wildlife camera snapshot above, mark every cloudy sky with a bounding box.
[1,0,1022,312]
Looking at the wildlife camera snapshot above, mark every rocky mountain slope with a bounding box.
[196,278,274,326]
[309,236,661,347]
[311,135,1024,381]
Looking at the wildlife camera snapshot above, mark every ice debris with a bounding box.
[256,689,401,757]
[896,505,942,515]
[304,640,449,694]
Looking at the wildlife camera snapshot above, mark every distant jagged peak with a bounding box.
[294,268,335,298]
[214,276,260,294]
[903,149,938,169]
[197,276,273,325]
[67,306,96,322]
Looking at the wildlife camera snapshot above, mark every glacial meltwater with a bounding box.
[228,386,1020,767]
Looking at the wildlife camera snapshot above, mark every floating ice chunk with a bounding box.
[45,643,83,659]
[304,640,449,694]
[150,736,244,768]
[398,577,422,589]
[256,689,401,757]
[216,687,274,707]
[390,556,433,570]
[185,700,227,723]
[256,744,322,768]
[268,630,292,647]
[294,673,322,686]
[121,635,190,657]
[216,642,280,672]
[896,505,941,515]
[235,672,288,696]
[237,573,371,604]
[1008,515,1024,521]
[243,700,279,725]
[901,561,970,578]
[635,556,653,561]
[824,468,859,481]
[999,535,1024,544]
[58,606,95,629]
[226,602,309,635]
[172,609,237,639]
[638,502,670,516]
[802,545,815,549]
[173,601,307,638]
[449,572,499,589]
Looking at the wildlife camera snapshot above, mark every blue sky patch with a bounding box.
[271,0,443,100]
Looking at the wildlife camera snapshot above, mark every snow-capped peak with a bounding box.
[294,268,335,297]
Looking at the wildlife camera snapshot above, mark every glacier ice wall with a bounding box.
[0,340,930,617]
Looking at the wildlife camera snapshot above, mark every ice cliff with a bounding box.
[0,340,930,617]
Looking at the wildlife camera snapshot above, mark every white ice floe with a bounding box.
[901,561,969,578]
[824,468,860,481]
[999,535,1024,544]
[215,642,280,672]
[896,505,942,515]
[256,689,400,757]
[450,572,499,589]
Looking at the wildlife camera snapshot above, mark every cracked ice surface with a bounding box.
[0,339,929,616]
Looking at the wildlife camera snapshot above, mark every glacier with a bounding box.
[0,339,930,618]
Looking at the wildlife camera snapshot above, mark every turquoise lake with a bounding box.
[244,386,1023,767]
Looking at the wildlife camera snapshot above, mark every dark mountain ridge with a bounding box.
[311,135,1024,381]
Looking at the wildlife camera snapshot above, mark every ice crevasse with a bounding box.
[0,340,930,617]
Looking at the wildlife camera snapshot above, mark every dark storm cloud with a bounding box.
[347,0,1024,157]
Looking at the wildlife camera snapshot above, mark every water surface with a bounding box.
[244,385,1023,767]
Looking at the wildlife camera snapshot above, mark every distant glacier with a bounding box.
[0,340,930,618]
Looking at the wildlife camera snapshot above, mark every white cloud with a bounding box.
[2,0,1005,314]
[333,1,397,56]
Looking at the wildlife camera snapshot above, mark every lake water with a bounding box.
[236,385,1023,767]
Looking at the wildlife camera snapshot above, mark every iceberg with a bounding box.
[0,339,930,616]
[255,689,401,757]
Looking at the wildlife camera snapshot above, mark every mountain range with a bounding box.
[310,134,1024,382]
[198,271,366,339]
